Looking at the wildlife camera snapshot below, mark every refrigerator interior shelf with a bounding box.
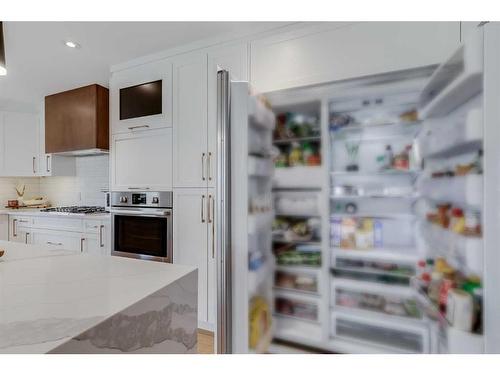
[332,121,421,137]
[330,212,415,219]
[273,136,321,145]
[419,174,483,211]
[330,170,419,177]
[274,166,323,189]
[332,278,413,298]
[334,305,425,329]
[422,222,483,277]
[273,236,322,246]
[331,247,419,263]
[419,31,483,119]
[248,95,276,131]
[331,265,413,279]
[419,108,483,159]
[331,194,418,200]
[273,286,320,297]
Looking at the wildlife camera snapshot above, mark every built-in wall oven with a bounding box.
[111,191,172,262]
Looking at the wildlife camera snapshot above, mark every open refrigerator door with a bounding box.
[228,72,276,353]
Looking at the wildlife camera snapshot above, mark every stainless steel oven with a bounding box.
[111,191,173,262]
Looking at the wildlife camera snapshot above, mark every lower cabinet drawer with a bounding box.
[32,216,83,232]
[330,311,429,353]
[31,229,83,252]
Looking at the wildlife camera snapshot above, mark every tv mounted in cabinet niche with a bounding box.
[120,80,162,120]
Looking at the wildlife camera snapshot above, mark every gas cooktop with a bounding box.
[40,206,106,215]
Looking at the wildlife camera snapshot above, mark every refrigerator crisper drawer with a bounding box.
[273,166,323,189]
[331,311,429,353]
[274,191,322,217]
[274,267,321,295]
[274,290,320,323]
[333,285,422,321]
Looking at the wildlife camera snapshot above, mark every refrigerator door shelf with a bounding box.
[419,29,483,119]
[419,108,483,160]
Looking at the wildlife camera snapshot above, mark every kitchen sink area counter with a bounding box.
[0,241,198,354]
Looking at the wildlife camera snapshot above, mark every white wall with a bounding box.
[39,155,109,207]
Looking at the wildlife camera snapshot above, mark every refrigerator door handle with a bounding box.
[216,69,232,354]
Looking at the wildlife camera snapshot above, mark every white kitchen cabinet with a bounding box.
[31,228,83,252]
[173,188,211,329]
[207,43,249,188]
[83,219,110,255]
[461,22,482,42]
[110,59,172,134]
[250,22,460,92]
[172,53,209,188]
[111,127,172,191]
[0,112,40,176]
[37,104,76,177]
[8,215,32,244]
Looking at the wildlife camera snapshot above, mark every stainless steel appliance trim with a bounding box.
[111,191,172,208]
[216,69,232,353]
[110,207,173,263]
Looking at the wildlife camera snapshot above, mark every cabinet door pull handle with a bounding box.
[128,187,150,190]
[201,195,206,223]
[202,153,206,181]
[127,125,150,131]
[99,225,104,248]
[33,156,36,174]
[207,194,212,224]
[46,155,51,173]
[208,152,212,181]
[80,238,85,252]
[210,195,215,259]
[12,219,17,237]
[25,232,30,244]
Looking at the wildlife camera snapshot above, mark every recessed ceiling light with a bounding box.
[65,41,80,49]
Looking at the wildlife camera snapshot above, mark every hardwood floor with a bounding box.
[198,329,214,354]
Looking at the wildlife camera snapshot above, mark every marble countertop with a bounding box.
[0,241,196,353]
[0,208,110,220]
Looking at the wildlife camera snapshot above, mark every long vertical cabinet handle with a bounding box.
[202,153,206,181]
[46,155,51,173]
[99,225,105,247]
[25,232,29,244]
[32,157,36,174]
[201,195,206,223]
[80,238,85,252]
[12,219,17,237]
[209,194,215,258]
[208,152,212,181]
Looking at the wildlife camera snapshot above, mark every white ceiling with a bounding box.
[0,21,288,112]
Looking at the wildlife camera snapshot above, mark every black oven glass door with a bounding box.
[114,214,168,258]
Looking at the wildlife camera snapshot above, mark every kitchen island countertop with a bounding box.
[0,241,197,354]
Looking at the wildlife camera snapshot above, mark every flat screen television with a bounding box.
[120,80,162,120]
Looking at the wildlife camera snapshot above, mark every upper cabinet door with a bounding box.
[1,112,40,176]
[251,22,461,92]
[110,59,172,134]
[207,43,249,188]
[111,127,173,191]
[172,52,208,188]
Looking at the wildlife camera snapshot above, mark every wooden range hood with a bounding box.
[45,84,109,155]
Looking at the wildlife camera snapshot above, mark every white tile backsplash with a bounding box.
[39,155,109,207]
[0,178,41,205]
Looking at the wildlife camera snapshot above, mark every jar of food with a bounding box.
[428,271,443,303]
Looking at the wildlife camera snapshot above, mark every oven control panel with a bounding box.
[111,191,172,208]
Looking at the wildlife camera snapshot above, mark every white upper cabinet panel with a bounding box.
[1,112,40,176]
[110,59,172,134]
[251,22,460,92]
[111,127,172,191]
[172,52,208,188]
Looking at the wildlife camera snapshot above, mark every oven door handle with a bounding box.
[110,209,171,217]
